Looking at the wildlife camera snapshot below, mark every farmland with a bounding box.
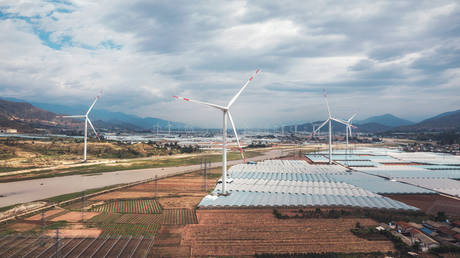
[0,152,426,257]
[384,194,460,218]
[181,209,395,256]
[90,199,162,214]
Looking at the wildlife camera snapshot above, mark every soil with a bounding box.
[384,194,460,217]
[25,207,65,221]
[180,209,395,257]
[45,228,102,238]
[8,222,39,232]
[90,191,156,201]
[50,211,100,222]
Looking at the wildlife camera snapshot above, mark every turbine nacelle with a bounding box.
[60,92,102,161]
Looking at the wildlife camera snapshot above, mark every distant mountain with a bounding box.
[356,114,413,127]
[0,98,146,133]
[0,99,58,132]
[355,122,392,133]
[2,97,185,130]
[395,109,460,131]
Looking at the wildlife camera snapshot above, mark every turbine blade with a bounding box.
[86,92,102,115]
[227,69,260,108]
[323,89,331,118]
[314,119,329,133]
[173,96,226,111]
[348,126,352,137]
[331,117,348,125]
[60,115,85,118]
[87,118,100,141]
[228,111,245,163]
[348,113,357,122]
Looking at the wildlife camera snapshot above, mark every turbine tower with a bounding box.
[314,89,348,164]
[344,113,357,159]
[173,69,260,194]
[61,92,102,162]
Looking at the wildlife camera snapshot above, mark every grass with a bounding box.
[0,166,37,173]
[0,204,18,212]
[0,150,262,183]
[44,220,67,230]
[90,199,162,214]
[98,223,160,236]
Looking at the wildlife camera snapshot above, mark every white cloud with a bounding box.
[0,0,459,127]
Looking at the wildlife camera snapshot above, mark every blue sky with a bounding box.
[0,0,459,127]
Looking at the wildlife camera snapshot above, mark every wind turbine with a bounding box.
[173,69,260,194]
[61,92,102,162]
[314,89,348,164]
[344,113,358,158]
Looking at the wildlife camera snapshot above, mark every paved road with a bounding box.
[0,149,283,207]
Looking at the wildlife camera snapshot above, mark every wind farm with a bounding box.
[1,0,460,257]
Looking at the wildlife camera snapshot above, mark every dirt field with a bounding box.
[180,209,395,256]
[90,191,156,200]
[24,207,66,221]
[385,194,460,217]
[7,222,39,232]
[50,211,100,222]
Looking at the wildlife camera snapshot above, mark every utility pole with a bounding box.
[81,192,86,222]
[154,175,158,198]
[55,228,60,258]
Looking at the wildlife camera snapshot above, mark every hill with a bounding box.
[0,99,141,133]
[395,109,460,131]
[0,99,58,132]
[356,114,413,127]
[3,97,185,130]
[1,97,185,131]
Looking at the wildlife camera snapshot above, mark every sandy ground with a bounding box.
[0,149,283,207]
[45,228,102,238]
[8,222,39,232]
[50,211,100,222]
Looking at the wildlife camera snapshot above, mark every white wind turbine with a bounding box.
[314,90,348,164]
[61,92,102,162]
[344,113,358,159]
[174,69,260,194]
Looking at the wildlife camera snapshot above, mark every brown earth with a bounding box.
[8,222,39,232]
[50,211,100,222]
[45,228,102,238]
[384,194,460,217]
[25,207,65,221]
[90,191,156,201]
[178,209,395,257]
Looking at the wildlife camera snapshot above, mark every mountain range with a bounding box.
[286,110,460,134]
[1,97,459,134]
[1,97,185,131]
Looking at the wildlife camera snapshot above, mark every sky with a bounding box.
[0,0,459,128]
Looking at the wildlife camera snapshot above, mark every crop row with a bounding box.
[91,199,162,214]
[115,214,163,224]
[99,223,160,236]
[163,209,198,225]
[88,213,121,224]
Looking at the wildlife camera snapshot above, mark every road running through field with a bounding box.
[0,149,284,207]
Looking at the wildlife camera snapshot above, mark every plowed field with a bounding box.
[181,209,395,256]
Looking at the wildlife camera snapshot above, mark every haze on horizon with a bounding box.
[0,0,459,128]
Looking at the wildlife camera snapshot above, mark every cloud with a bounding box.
[0,0,459,127]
